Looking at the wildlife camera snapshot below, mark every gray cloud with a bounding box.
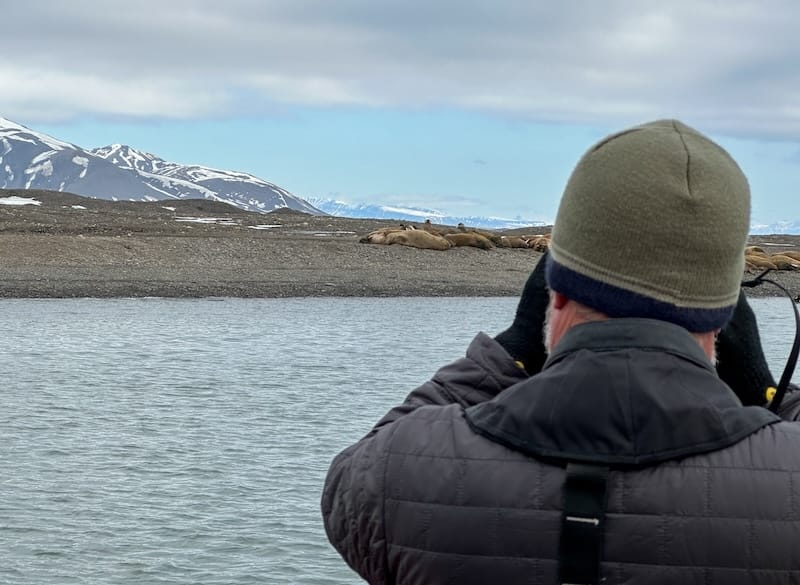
[4,1,800,138]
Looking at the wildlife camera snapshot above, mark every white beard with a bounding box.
[542,303,554,355]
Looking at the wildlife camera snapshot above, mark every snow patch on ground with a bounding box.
[174,217,240,226]
[0,196,41,206]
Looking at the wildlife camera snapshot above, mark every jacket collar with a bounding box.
[466,319,779,467]
[545,318,714,372]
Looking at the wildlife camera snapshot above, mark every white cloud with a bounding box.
[0,67,227,121]
[244,74,381,107]
[2,1,800,138]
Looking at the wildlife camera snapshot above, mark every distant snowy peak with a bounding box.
[314,199,800,235]
[315,199,445,220]
[750,220,800,235]
[310,198,549,230]
[91,144,168,174]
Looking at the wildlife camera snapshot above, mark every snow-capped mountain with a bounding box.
[310,199,550,231]
[750,220,800,235]
[0,118,322,214]
[6,116,795,233]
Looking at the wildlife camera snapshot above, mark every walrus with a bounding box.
[768,254,800,270]
[444,232,495,250]
[779,250,800,262]
[496,236,530,248]
[527,235,551,252]
[744,245,768,257]
[420,219,448,236]
[385,229,452,250]
[455,223,498,242]
[359,226,408,244]
[745,254,778,271]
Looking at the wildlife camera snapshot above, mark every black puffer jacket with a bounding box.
[322,319,800,584]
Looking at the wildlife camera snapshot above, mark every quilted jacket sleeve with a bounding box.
[371,332,529,432]
[321,332,528,583]
[321,422,397,583]
[776,383,800,421]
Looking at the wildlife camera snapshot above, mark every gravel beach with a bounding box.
[2,189,800,300]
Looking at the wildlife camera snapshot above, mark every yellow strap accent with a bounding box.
[514,360,526,371]
[766,386,777,403]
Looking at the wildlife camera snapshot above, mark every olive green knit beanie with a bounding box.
[546,119,750,332]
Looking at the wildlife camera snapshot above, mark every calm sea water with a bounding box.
[1,297,797,585]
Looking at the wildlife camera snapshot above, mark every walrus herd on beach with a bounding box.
[745,246,800,272]
[359,220,552,252]
[361,224,800,277]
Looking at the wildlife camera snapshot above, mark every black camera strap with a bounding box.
[741,269,800,413]
[558,462,610,585]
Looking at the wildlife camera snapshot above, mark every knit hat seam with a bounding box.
[673,120,694,198]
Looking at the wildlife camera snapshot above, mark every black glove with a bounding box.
[494,251,550,375]
[716,289,777,406]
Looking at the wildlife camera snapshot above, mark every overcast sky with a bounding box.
[3,1,800,224]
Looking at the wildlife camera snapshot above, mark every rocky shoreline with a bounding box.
[1,190,800,301]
